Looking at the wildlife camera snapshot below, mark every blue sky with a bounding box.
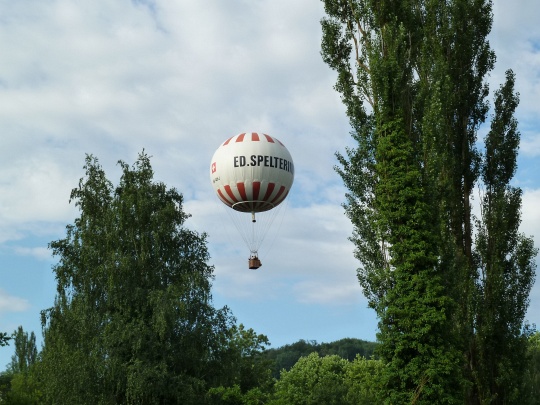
[1,0,539,369]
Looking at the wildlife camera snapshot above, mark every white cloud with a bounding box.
[521,188,540,240]
[0,290,30,314]
[0,0,351,243]
[0,0,537,337]
[490,0,540,123]
[0,0,356,310]
[492,0,540,41]
[0,157,78,243]
[185,197,361,306]
[520,130,540,158]
[294,280,362,306]
[12,246,51,261]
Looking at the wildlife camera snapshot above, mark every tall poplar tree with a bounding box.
[40,153,235,404]
[8,326,37,374]
[321,0,536,403]
[473,71,536,403]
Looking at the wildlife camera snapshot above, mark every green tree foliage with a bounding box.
[321,1,463,402]
[1,371,42,405]
[207,384,271,405]
[0,333,10,347]
[270,353,383,405]
[0,332,10,400]
[345,355,384,405]
[0,327,41,405]
[0,372,11,402]
[207,385,245,405]
[523,331,540,404]
[474,70,537,403]
[265,339,320,377]
[206,324,275,404]
[263,338,377,378]
[272,353,349,405]
[7,327,37,375]
[223,324,273,392]
[321,0,536,403]
[318,338,377,360]
[39,153,235,404]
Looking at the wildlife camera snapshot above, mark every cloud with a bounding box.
[0,0,350,243]
[521,188,540,240]
[0,157,78,243]
[294,280,362,306]
[185,196,362,306]
[0,290,30,314]
[490,0,540,122]
[520,129,540,157]
[12,246,51,261]
[492,0,540,41]
[0,0,538,328]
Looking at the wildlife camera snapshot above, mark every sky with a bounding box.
[0,0,539,369]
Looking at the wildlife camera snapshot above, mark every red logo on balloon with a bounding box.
[211,162,216,173]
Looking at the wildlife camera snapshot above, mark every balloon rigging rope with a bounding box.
[210,197,288,261]
[258,199,288,259]
[228,209,253,254]
[212,197,240,253]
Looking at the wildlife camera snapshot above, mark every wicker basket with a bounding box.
[248,258,262,270]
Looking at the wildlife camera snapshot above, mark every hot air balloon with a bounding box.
[210,132,294,269]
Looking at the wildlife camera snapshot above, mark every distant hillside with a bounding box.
[261,338,378,378]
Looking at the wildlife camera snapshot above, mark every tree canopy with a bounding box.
[321,0,537,403]
[39,153,236,404]
[262,338,377,378]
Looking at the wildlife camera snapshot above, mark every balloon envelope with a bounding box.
[210,133,294,213]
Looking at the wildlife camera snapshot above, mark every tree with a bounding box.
[345,355,383,405]
[318,338,378,360]
[206,323,275,404]
[8,326,38,374]
[0,326,41,404]
[269,340,319,377]
[321,1,464,402]
[262,338,377,378]
[206,384,272,405]
[473,70,537,403]
[39,153,235,404]
[0,333,10,347]
[272,353,349,405]
[270,353,383,405]
[0,372,11,403]
[2,371,42,405]
[321,0,536,403]
[523,331,540,404]
[223,324,273,393]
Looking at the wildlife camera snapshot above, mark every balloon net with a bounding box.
[225,202,286,257]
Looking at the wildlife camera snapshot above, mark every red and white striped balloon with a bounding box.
[210,133,294,213]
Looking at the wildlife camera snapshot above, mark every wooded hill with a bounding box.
[261,338,378,378]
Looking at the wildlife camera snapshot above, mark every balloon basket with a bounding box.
[248,257,262,270]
